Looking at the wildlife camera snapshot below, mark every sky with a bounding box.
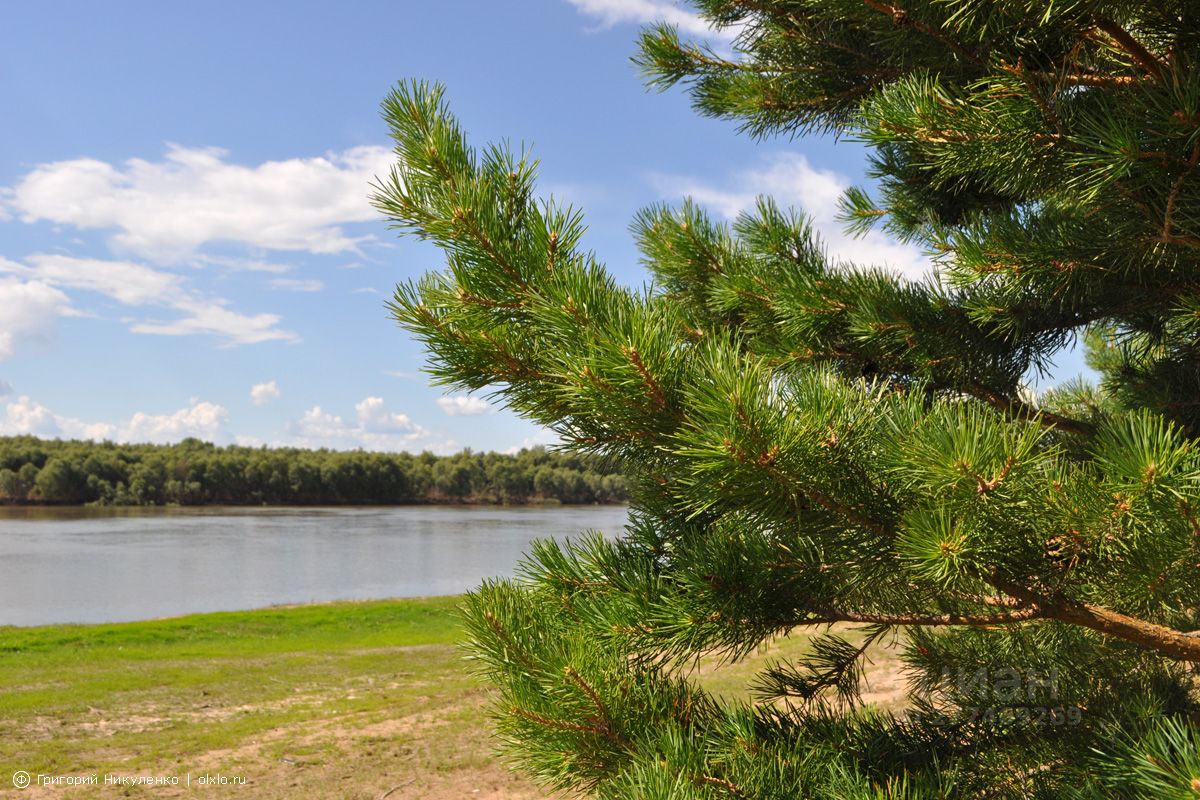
[0,0,1089,455]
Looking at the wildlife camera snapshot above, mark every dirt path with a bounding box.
[3,624,905,799]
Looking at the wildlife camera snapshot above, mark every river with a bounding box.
[0,505,629,626]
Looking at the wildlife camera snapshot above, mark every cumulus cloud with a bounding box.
[0,274,75,360]
[355,396,419,433]
[0,395,71,438]
[0,395,226,443]
[250,380,281,406]
[1,254,296,346]
[13,253,183,305]
[124,400,228,443]
[3,143,394,260]
[649,153,930,279]
[567,0,724,37]
[436,395,495,416]
[286,396,449,452]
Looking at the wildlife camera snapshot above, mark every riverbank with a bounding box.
[0,436,627,506]
[0,598,907,798]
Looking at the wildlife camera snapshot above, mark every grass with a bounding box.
[0,598,905,799]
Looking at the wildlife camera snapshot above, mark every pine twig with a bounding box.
[1094,16,1165,79]
[804,606,1044,627]
[378,779,415,799]
[860,0,983,66]
[966,383,1096,437]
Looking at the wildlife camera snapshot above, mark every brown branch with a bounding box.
[456,288,523,310]
[453,209,528,288]
[952,593,1026,608]
[1002,60,1061,134]
[1047,600,1200,661]
[1163,142,1200,244]
[623,346,668,409]
[975,454,1015,494]
[861,0,983,66]
[805,488,891,538]
[483,611,543,676]
[695,774,743,796]
[804,606,1044,627]
[1094,16,1165,79]
[1160,231,1200,251]
[965,383,1096,437]
[564,666,612,721]
[990,578,1200,662]
[1047,72,1139,88]
[810,586,1200,661]
[513,707,608,737]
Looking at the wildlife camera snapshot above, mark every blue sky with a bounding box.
[0,1,1087,454]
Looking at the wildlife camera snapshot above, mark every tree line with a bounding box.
[0,436,627,506]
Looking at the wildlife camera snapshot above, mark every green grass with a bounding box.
[0,598,486,798]
[0,598,904,798]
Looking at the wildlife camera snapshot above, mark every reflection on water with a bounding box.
[0,505,628,626]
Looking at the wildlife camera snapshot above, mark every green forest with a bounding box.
[0,436,627,506]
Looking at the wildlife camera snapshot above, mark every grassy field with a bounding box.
[0,599,906,799]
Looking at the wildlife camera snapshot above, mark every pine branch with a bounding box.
[965,383,1096,437]
[803,606,1044,627]
[695,774,742,796]
[1161,142,1200,248]
[990,578,1200,662]
[860,0,983,67]
[1093,16,1166,80]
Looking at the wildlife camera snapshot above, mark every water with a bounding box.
[0,505,629,626]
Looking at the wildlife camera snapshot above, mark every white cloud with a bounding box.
[198,255,293,274]
[567,0,723,37]
[0,395,225,443]
[649,153,930,278]
[352,287,378,294]
[3,143,394,260]
[14,253,183,305]
[250,380,281,406]
[129,298,296,345]
[0,274,74,360]
[1,254,297,346]
[0,380,12,397]
[0,395,67,437]
[270,278,323,292]
[502,427,562,455]
[124,400,227,443]
[436,395,495,417]
[287,396,445,452]
[355,396,419,432]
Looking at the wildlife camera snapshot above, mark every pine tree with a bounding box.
[372,2,1200,796]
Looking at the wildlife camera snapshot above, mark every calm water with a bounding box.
[0,505,629,626]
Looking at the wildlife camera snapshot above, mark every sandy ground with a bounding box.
[4,628,906,800]
[10,693,549,800]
